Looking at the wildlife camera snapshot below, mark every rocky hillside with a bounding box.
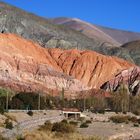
[48,48,133,88]
[51,17,140,45]
[0,2,135,64]
[101,67,140,95]
[0,33,89,96]
[0,33,135,96]
[121,40,140,66]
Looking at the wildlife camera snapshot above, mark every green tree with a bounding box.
[111,84,129,113]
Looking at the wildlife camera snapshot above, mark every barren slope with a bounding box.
[0,33,135,96]
[48,48,134,88]
[52,17,140,45]
[0,33,88,95]
[0,2,134,64]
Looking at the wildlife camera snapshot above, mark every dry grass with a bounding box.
[4,112,31,122]
[23,130,102,140]
[4,113,17,122]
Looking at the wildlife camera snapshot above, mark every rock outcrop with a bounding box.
[0,33,135,96]
[48,48,134,88]
[0,33,89,96]
[101,67,140,95]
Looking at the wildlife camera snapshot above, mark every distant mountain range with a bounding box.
[51,17,140,45]
[1,1,140,66]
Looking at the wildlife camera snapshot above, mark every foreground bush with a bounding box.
[69,121,78,126]
[4,119,13,130]
[0,106,4,114]
[23,130,102,140]
[39,121,53,131]
[52,122,75,133]
[86,120,92,124]
[80,122,89,128]
[61,119,68,124]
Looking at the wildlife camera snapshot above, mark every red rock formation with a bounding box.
[0,33,135,97]
[0,33,88,95]
[48,48,134,88]
[101,67,140,95]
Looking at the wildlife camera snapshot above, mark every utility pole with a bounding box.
[84,97,86,111]
[6,91,8,112]
[38,93,41,110]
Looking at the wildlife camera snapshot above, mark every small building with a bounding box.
[62,108,81,119]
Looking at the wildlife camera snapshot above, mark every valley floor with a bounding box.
[0,111,140,140]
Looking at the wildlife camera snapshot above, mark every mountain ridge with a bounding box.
[51,17,140,45]
[0,33,136,97]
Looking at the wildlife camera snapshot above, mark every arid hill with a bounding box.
[0,1,137,65]
[51,17,140,45]
[121,40,140,66]
[0,33,135,97]
[101,67,140,95]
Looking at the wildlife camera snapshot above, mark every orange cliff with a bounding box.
[0,33,135,95]
[48,48,134,88]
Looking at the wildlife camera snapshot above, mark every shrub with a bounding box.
[78,117,85,122]
[133,110,140,116]
[52,122,75,133]
[98,110,105,114]
[86,120,92,124]
[129,116,137,123]
[80,122,89,128]
[123,111,127,114]
[69,121,78,126]
[110,115,129,123]
[4,119,13,130]
[27,111,33,116]
[137,119,140,124]
[61,119,68,124]
[0,106,4,115]
[133,123,139,127]
[39,121,53,131]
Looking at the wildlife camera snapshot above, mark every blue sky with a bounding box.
[2,0,140,32]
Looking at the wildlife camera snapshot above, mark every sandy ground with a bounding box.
[78,122,140,139]
[0,110,140,139]
[78,112,140,140]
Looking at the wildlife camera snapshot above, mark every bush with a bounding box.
[123,111,127,114]
[4,119,13,130]
[69,121,78,126]
[137,119,140,124]
[133,123,139,127]
[110,115,129,123]
[80,122,89,128]
[39,121,53,131]
[133,110,140,116]
[129,116,137,123]
[52,122,75,133]
[86,120,92,124]
[78,117,85,122]
[27,111,33,116]
[61,119,68,124]
[98,110,105,114]
[0,106,4,115]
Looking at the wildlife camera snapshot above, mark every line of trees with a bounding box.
[0,85,140,115]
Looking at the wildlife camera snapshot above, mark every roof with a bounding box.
[62,108,80,112]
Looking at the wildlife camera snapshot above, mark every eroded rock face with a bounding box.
[101,67,140,95]
[0,33,88,95]
[48,48,134,88]
[0,33,135,96]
